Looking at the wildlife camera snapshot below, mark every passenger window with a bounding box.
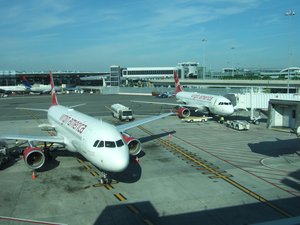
[93,140,99,147]
[98,141,104,148]
[105,141,116,148]
[116,139,124,147]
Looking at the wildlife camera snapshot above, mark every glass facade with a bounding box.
[110,66,121,87]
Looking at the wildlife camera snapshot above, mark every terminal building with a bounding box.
[1,65,300,89]
[121,67,175,80]
[259,67,300,79]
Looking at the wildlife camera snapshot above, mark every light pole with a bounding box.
[202,38,207,80]
[285,9,295,94]
[231,46,235,77]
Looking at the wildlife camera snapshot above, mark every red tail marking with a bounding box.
[49,71,58,105]
[174,71,183,93]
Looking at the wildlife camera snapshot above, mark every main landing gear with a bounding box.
[43,142,54,160]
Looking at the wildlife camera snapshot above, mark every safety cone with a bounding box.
[135,156,140,164]
[31,170,37,180]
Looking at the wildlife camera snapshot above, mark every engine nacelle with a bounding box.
[122,133,142,156]
[177,107,190,118]
[23,146,46,170]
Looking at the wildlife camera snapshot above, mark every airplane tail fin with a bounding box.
[22,76,32,89]
[49,71,58,105]
[174,71,183,93]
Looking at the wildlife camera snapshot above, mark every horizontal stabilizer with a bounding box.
[69,103,86,108]
[16,107,48,112]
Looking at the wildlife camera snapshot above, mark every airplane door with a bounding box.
[211,98,218,113]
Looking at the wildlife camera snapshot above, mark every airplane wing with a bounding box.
[16,107,48,112]
[116,112,174,132]
[0,134,65,144]
[131,100,199,110]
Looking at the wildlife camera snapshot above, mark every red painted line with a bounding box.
[0,216,67,225]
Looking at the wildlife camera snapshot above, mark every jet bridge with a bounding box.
[267,99,300,135]
[225,90,300,123]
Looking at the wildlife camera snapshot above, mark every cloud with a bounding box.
[0,0,75,32]
[2,0,292,71]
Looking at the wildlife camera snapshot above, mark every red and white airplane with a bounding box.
[133,71,234,118]
[1,72,172,182]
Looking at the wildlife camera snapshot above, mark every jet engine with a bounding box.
[23,146,46,170]
[122,133,142,156]
[177,107,190,118]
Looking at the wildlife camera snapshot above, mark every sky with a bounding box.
[0,0,299,72]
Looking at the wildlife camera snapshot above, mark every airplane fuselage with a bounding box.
[176,92,234,116]
[47,105,130,172]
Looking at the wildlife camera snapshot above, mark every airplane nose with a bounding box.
[113,156,130,172]
[228,106,234,115]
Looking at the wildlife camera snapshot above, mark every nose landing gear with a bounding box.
[98,172,112,184]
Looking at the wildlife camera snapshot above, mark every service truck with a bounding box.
[226,120,250,131]
[181,116,212,123]
[110,104,134,121]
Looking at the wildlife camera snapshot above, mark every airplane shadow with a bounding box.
[108,156,142,183]
[110,130,176,183]
[48,148,143,183]
[248,138,300,157]
[282,169,300,191]
[38,149,81,172]
[139,130,176,144]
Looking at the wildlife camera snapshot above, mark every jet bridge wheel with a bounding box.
[253,120,260,125]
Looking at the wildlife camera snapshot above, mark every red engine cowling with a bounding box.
[23,146,46,170]
[177,107,190,118]
[122,133,142,156]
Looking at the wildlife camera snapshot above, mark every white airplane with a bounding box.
[133,71,234,118]
[22,76,52,94]
[0,76,51,95]
[0,84,27,95]
[0,71,172,183]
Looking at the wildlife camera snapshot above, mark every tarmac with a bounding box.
[0,93,300,225]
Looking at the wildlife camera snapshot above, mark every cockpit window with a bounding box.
[93,140,99,147]
[116,139,124,147]
[218,102,232,105]
[98,141,104,148]
[105,141,116,148]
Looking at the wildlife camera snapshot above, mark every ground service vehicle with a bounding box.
[226,120,250,130]
[181,116,212,123]
[111,104,134,121]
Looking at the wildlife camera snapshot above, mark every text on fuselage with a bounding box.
[59,114,87,134]
[191,94,213,102]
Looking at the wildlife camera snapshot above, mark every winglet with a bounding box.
[22,76,32,89]
[49,71,58,105]
[174,71,183,93]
